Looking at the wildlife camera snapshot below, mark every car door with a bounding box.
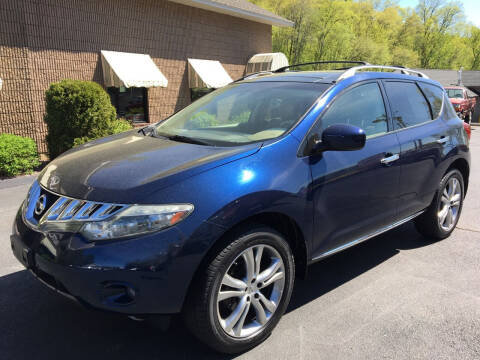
[307,81,401,259]
[382,80,448,220]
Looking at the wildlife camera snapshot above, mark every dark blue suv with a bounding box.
[11,62,470,353]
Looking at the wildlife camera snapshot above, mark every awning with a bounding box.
[187,59,233,89]
[246,52,289,74]
[101,50,168,88]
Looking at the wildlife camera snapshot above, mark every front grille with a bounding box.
[23,181,129,227]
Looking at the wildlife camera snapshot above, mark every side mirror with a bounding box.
[306,124,366,155]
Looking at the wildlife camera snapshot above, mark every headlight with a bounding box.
[80,204,193,241]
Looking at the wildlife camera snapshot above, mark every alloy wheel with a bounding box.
[216,244,285,338]
[437,177,462,232]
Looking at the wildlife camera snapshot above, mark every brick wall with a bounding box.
[0,0,272,154]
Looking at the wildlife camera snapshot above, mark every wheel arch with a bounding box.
[182,211,309,312]
[446,157,469,194]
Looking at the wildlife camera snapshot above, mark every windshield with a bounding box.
[155,82,329,146]
[446,89,463,99]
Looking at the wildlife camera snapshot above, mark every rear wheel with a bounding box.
[415,169,464,239]
[184,225,295,354]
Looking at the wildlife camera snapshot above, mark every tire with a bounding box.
[183,225,295,354]
[466,111,472,124]
[414,169,464,239]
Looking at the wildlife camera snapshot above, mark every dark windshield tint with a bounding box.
[418,83,444,119]
[155,82,329,146]
[384,81,431,129]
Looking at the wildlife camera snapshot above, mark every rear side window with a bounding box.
[443,93,458,119]
[384,81,431,129]
[418,83,444,119]
[320,82,388,138]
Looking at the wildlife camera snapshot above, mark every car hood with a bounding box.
[38,131,260,203]
[449,98,464,105]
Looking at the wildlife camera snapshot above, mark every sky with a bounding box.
[397,0,480,27]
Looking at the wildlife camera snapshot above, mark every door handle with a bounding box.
[436,136,449,145]
[380,153,399,165]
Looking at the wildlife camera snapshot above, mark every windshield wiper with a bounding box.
[157,133,212,146]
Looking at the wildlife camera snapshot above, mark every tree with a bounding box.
[467,26,480,70]
[415,0,463,68]
[251,0,478,70]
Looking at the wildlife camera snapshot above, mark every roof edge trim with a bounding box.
[168,0,294,27]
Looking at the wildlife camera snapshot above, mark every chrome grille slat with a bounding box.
[58,200,85,220]
[91,204,118,221]
[23,181,130,226]
[46,197,69,220]
[74,202,98,220]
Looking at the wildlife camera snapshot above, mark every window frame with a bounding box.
[381,80,437,132]
[416,81,445,121]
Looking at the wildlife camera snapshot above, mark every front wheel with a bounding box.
[184,225,295,354]
[415,169,464,239]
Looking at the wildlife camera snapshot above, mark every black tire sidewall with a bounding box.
[205,227,295,352]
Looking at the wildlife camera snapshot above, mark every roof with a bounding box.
[241,71,342,84]
[415,69,478,97]
[239,70,439,85]
[167,0,293,27]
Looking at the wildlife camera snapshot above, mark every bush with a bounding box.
[73,119,133,146]
[44,80,133,158]
[0,134,40,177]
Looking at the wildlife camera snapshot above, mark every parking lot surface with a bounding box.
[1,131,479,360]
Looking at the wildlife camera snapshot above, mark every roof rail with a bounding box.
[337,65,429,81]
[275,61,370,73]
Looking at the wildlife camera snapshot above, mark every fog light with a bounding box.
[101,282,137,306]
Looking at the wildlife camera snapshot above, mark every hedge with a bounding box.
[44,80,133,158]
[0,134,40,177]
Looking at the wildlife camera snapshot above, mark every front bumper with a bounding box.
[11,209,223,315]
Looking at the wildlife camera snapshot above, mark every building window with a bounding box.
[107,87,148,123]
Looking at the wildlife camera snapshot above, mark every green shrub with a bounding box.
[0,134,40,177]
[44,80,132,158]
[73,119,133,146]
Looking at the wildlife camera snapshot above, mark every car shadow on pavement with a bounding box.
[287,221,433,313]
[0,222,433,360]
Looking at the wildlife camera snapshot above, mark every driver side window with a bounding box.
[319,82,388,138]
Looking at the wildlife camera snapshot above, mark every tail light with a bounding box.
[463,122,471,140]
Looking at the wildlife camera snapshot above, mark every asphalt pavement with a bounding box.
[0,131,479,360]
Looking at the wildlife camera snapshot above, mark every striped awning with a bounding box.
[187,59,233,89]
[101,50,168,88]
[246,53,289,74]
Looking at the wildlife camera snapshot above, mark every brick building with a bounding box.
[0,0,292,155]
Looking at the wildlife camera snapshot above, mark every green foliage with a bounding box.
[44,80,132,158]
[251,0,480,70]
[0,134,40,177]
[72,119,133,146]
